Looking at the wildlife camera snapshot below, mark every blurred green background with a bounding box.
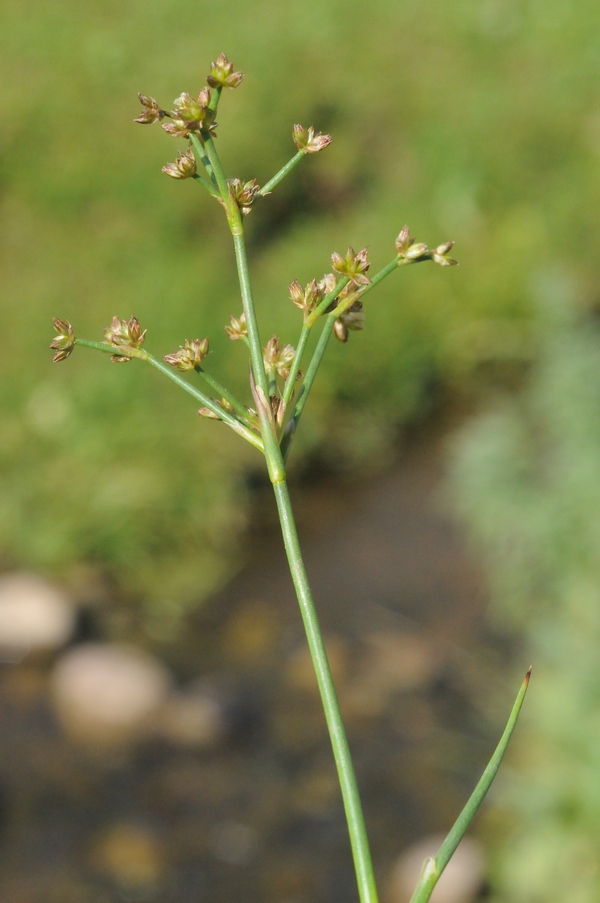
[2,0,600,899]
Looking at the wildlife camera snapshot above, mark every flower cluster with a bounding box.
[50,318,76,362]
[263,336,296,380]
[395,226,457,267]
[104,316,147,362]
[224,313,247,341]
[228,178,261,216]
[162,149,197,180]
[164,338,209,371]
[288,273,335,318]
[134,94,167,125]
[331,247,371,286]
[293,124,332,155]
[207,53,243,90]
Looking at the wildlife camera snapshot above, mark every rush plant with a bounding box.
[50,54,529,903]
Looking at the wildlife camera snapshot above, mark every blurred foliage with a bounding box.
[1,0,599,621]
[448,277,600,902]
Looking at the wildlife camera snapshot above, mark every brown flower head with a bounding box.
[134,94,166,124]
[164,338,209,371]
[225,313,247,341]
[207,53,244,89]
[263,335,296,379]
[331,247,371,286]
[50,318,75,362]
[162,148,197,180]
[431,241,458,267]
[292,124,332,154]
[104,316,147,362]
[228,178,260,215]
[288,278,323,316]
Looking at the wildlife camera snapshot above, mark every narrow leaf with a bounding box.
[409,667,532,903]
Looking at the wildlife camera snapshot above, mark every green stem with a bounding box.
[259,149,305,196]
[192,172,220,198]
[208,85,222,114]
[281,313,336,460]
[409,668,532,903]
[201,134,269,400]
[189,133,218,189]
[196,367,254,427]
[273,479,379,903]
[74,339,264,452]
[329,258,408,320]
[305,276,350,328]
[281,324,310,411]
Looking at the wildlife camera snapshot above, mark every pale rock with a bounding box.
[388,834,485,903]
[50,643,171,748]
[0,572,75,659]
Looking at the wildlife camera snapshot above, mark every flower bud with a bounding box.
[331,247,371,286]
[394,225,412,256]
[171,92,204,124]
[319,273,337,295]
[162,120,193,139]
[333,319,349,343]
[162,148,197,180]
[164,337,209,371]
[293,124,332,154]
[432,241,458,266]
[198,407,221,419]
[50,318,76,362]
[288,278,323,315]
[225,313,247,341]
[404,242,429,260]
[263,336,296,379]
[134,94,166,124]
[207,53,244,89]
[288,280,305,309]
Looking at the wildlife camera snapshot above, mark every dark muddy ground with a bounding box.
[0,425,510,903]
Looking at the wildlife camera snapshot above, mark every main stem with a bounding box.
[203,133,378,903]
[273,480,379,903]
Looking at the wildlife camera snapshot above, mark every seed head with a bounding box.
[50,318,76,362]
[292,124,332,154]
[207,53,244,89]
[104,316,147,362]
[162,148,197,180]
[331,247,371,286]
[225,313,247,341]
[134,94,166,124]
[164,338,210,371]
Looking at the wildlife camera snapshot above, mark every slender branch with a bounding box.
[281,313,336,460]
[258,149,305,196]
[409,668,532,903]
[281,324,310,411]
[305,276,350,328]
[189,133,218,189]
[192,172,220,198]
[273,480,379,903]
[200,132,231,202]
[74,339,264,452]
[330,258,410,320]
[196,367,254,427]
